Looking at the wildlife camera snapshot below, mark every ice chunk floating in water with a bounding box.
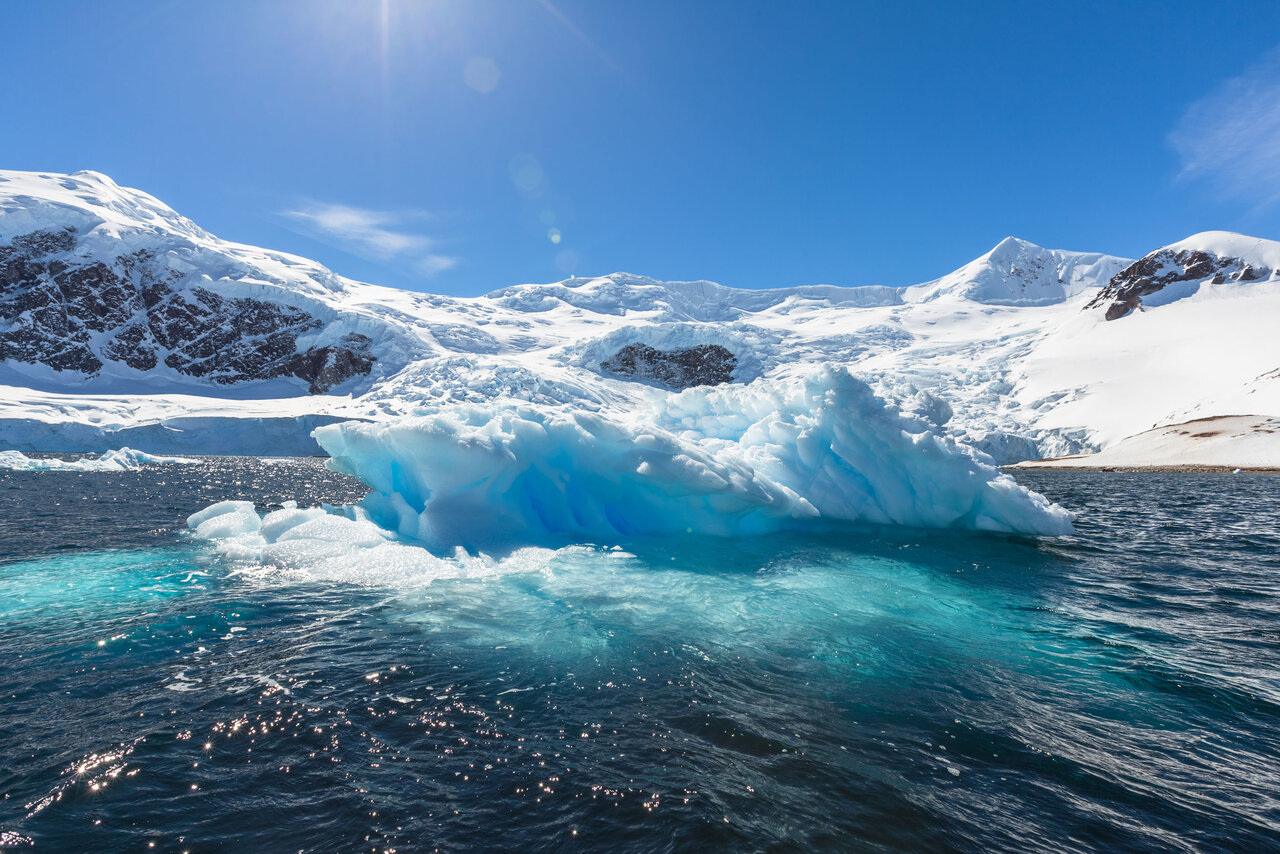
[305,368,1071,552]
[0,447,198,472]
[187,500,559,585]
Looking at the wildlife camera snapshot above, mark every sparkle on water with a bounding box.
[2,458,1279,852]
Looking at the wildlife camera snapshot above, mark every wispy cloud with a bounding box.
[281,201,459,276]
[533,0,625,77]
[1170,46,1280,209]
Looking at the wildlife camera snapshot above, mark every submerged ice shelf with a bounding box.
[187,499,560,586]
[190,369,1072,574]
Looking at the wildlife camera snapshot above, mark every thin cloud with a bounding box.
[1170,46,1280,209]
[413,254,460,276]
[533,0,624,76]
[281,201,459,277]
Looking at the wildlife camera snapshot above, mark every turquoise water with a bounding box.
[2,460,1279,852]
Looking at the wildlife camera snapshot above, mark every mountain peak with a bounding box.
[986,235,1041,256]
[905,239,1131,307]
[67,169,119,187]
[0,168,206,247]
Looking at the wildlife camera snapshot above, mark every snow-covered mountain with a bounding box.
[0,170,433,393]
[1086,231,1280,320]
[2,169,1279,466]
[905,236,1129,306]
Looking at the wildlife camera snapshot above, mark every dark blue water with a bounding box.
[2,461,1280,853]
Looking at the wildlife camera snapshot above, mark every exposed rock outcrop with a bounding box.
[600,342,737,389]
[0,227,374,391]
[1085,248,1271,321]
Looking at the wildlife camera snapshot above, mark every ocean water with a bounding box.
[2,460,1279,853]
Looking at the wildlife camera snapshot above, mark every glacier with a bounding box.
[188,368,1072,572]
[6,170,1280,467]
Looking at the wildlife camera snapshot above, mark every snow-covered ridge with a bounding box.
[486,273,905,320]
[1165,231,1280,269]
[906,237,1131,306]
[0,170,214,247]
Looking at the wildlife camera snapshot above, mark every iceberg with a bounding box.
[0,447,199,472]
[188,368,1071,580]
[305,368,1071,553]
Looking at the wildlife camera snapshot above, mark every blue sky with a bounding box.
[5,0,1280,295]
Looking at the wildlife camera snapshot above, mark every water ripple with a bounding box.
[1,463,1279,851]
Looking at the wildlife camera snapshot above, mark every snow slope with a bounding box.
[1165,231,1280,269]
[1009,416,1280,470]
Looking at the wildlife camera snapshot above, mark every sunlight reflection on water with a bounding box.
[2,463,1280,852]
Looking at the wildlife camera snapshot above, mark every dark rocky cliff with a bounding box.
[0,226,374,392]
[1085,249,1270,321]
[600,342,737,389]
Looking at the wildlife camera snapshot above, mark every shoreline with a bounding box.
[1006,464,1280,474]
